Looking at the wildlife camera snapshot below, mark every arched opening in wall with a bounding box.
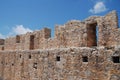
[87,23,98,47]
[16,35,20,43]
[30,35,35,50]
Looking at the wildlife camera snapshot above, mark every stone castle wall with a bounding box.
[0,10,120,80]
[0,47,120,80]
[0,10,119,51]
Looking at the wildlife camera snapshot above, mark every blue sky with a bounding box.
[0,0,120,38]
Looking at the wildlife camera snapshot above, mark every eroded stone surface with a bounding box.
[0,47,119,80]
[0,10,120,80]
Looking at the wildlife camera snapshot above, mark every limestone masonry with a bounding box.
[0,10,120,80]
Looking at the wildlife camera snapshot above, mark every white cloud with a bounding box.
[0,33,5,39]
[13,25,33,35]
[89,2,107,14]
[0,25,33,39]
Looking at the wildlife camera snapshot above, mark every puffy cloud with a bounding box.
[89,2,107,14]
[0,25,33,39]
[13,25,33,35]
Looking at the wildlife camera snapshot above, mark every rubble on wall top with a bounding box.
[59,10,117,27]
[85,16,99,21]
[66,20,81,23]
[105,10,117,16]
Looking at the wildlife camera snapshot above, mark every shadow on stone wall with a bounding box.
[0,77,3,80]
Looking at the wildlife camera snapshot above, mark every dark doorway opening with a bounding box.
[30,35,35,50]
[87,23,98,47]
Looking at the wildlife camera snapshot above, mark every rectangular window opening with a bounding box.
[30,35,35,50]
[56,56,60,61]
[87,23,98,47]
[33,63,37,69]
[82,56,88,62]
[2,47,4,50]
[112,56,120,63]
[16,35,20,43]
[20,54,22,58]
[29,55,31,59]
[12,63,14,66]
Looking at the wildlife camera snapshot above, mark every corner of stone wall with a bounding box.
[105,10,118,29]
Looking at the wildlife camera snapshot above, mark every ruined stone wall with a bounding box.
[0,10,120,80]
[4,28,51,50]
[52,10,119,48]
[0,47,120,80]
[2,10,119,51]
[98,11,118,46]
[3,20,88,50]
[54,21,87,48]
